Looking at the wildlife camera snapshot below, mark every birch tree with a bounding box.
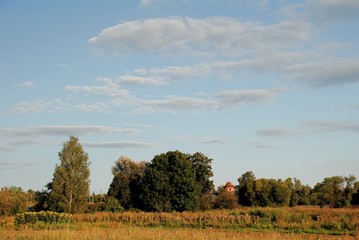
[50,136,90,213]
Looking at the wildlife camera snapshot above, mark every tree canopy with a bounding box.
[49,136,90,213]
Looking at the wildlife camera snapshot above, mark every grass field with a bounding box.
[1,207,358,240]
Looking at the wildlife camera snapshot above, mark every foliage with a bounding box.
[189,152,215,210]
[213,190,238,209]
[100,196,124,212]
[107,156,146,209]
[0,186,27,216]
[237,171,256,206]
[140,150,198,212]
[351,181,359,206]
[312,175,357,208]
[237,172,291,207]
[48,136,90,214]
[4,219,357,240]
[14,211,71,230]
[70,207,359,236]
[189,152,214,194]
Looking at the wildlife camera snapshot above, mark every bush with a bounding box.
[0,187,27,216]
[14,211,72,228]
[101,196,124,212]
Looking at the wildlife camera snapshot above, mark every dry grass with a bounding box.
[1,207,358,240]
[1,223,357,240]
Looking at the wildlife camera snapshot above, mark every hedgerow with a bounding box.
[15,211,71,228]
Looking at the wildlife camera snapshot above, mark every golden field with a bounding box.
[1,207,358,240]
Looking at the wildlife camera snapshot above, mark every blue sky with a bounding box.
[1,0,358,193]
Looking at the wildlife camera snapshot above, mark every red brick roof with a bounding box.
[225,182,235,188]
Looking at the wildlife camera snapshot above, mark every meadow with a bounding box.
[1,206,358,240]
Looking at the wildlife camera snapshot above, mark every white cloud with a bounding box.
[257,128,298,138]
[176,134,228,144]
[314,0,359,22]
[66,77,130,97]
[136,88,282,113]
[141,96,217,113]
[248,142,275,149]
[0,145,15,152]
[119,53,359,88]
[88,17,310,56]
[118,75,165,86]
[287,60,359,88]
[217,88,283,107]
[10,99,69,114]
[15,81,34,88]
[258,120,359,138]
[0,161,39,171]
[0,125,141,137]
[139,0,158,7]
[83,141,159,149]
[301,120,359,133]
[280,0,359,23]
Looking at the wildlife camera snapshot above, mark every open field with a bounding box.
[1,224,357,240]
[1,207,358,240]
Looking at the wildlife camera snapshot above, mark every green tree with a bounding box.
[49,136,90,213]
[312,176,348,208]
[270,179,291,206]
[188,152,215,210]
[0,186,27,216]
[237,171,256,206]
[101,196,124,212]
[107,156,146,209]
[140,151,198,212]
[351,181,359,206]
[284,178,311,206]
[213,187,238,209]
[343,175,356,206]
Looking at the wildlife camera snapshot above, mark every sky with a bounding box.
[0,0,358,193]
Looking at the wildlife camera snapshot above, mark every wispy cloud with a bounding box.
[248,142,275,149]
[88,17,310,56]
[257,128,298,138]
[281,0,359,23]
[83,141,159,149]
[0,145,15,152]
[10,77,283,114]
[217,89,283,107]
[118,75,165,86]
[301,120,359,133]
[0,125,141,137]
[257,120,359,138]
[0,161,39,171]
[10,99,69,114]
[176,134,229,144]
[15,81,34,88]
[66,77,130,97]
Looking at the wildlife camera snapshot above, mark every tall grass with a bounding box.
[71,207,359,236]
[1,206,358,239]
[0,223,357,240]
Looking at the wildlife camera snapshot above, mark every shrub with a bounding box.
[14,211,72,228]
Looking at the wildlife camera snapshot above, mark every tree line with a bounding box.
[1,136,358,215]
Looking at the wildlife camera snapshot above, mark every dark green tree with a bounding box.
[351,181,359,206]
[343,175,356,206]
[270,179,291,206]
[237,171,256,206]
[140,151,198,212]
[188,152,215,210]
[107,156,146,209]
[312,176,348,208]
[49,136,90,213]
[284,178,311,206]
[213,187,238,209]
